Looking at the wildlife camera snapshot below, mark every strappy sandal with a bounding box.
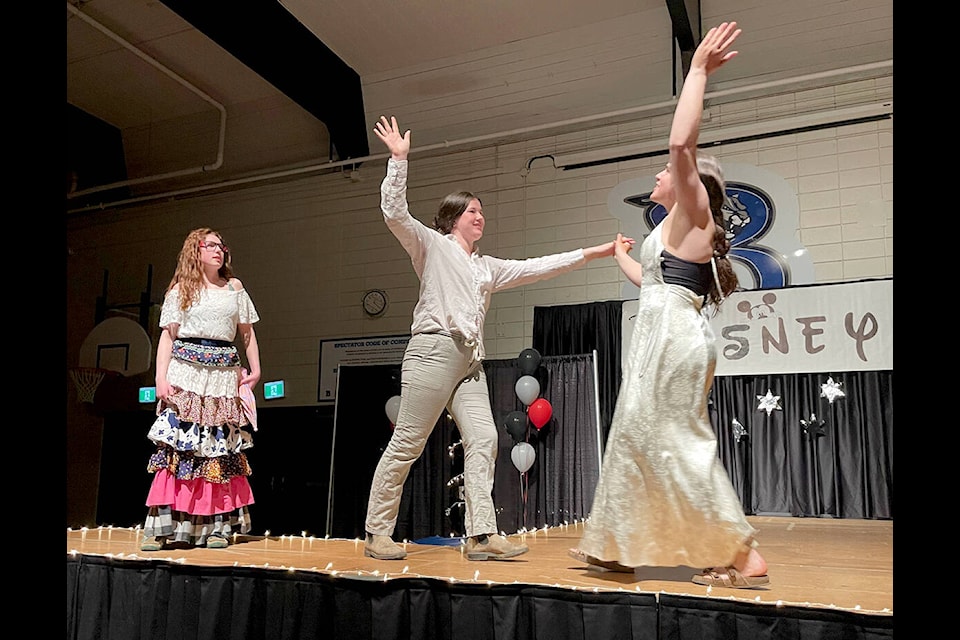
[567,548,634,573]
[692,566,770,589]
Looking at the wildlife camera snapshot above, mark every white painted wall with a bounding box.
[66,72,892,408]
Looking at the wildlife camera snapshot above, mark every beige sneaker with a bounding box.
[465,534,529,561]
[364,534,407,560]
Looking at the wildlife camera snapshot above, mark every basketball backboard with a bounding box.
[78,317,154,376]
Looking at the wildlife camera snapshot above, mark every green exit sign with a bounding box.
[139,387,156,403]
[263,380,285,400]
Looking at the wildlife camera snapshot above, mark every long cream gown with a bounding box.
[577,221,756,567]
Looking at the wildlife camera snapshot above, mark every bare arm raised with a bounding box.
[668,22,741,236]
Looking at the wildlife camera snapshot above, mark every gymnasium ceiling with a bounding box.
[66,0,893,212]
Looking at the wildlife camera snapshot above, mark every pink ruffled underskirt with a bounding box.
[145,469,255,515]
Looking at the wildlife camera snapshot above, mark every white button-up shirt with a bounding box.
[381,159,586,361]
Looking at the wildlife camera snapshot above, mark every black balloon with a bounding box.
[503,410,528,441]
[517,348,542,376]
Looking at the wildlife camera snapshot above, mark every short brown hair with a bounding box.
[433,191,481,234]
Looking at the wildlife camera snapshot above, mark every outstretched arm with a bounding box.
[374,115,411,161]
[669,22,741,224]
[613,232,643,287]
[582,236,633,262]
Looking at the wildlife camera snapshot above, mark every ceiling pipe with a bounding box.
[552,101,893,169]
[66,59,891,216]
[66,2,227,199]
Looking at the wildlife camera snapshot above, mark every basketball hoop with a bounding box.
[69,368,108,404]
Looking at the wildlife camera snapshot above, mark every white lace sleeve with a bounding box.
[159,289,184,329]
[236,289,260,324]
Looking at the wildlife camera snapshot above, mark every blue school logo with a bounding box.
[608,163,815,294]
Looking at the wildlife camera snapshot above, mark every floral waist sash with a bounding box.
[172,337,240,367]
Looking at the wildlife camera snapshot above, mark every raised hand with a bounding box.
[373,115,411,160]
[691,21,741,77]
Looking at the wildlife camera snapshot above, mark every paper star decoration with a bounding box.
[757,390,782,416]
[732,418,748,443]
[820,377,846,404]
[800,413,827,439]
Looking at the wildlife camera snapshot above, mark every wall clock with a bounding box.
[362,289,388,317]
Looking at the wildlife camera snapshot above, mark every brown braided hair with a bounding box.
[696,153,738,306]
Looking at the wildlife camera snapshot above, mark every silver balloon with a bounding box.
[514,375,540,406]
[384,395,401,424]
[511,442,536,473]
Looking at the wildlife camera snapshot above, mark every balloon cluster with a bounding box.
[504,348,553,473]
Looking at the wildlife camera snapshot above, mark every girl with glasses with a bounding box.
[139,227,262,551]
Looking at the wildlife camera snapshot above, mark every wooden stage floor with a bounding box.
[66,515,892,618]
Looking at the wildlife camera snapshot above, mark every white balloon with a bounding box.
[511,442,536,473]
[385,395,401,424]
[515,375,540,406]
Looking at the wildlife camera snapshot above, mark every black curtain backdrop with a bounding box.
[533,300,624,447]
[327,364,458,542]
[709,371,893,518]
[324,362,396,539]
[486,355,601,533]
[330,355,602,541]
[532,301,894,520]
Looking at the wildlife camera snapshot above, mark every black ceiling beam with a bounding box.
[161,0,369,162]
[665,0,700,90]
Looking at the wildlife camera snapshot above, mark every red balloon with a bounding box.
[528,398,552,429]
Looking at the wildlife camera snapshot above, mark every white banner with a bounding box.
[622,279,892,376]
[318,335,410,401]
